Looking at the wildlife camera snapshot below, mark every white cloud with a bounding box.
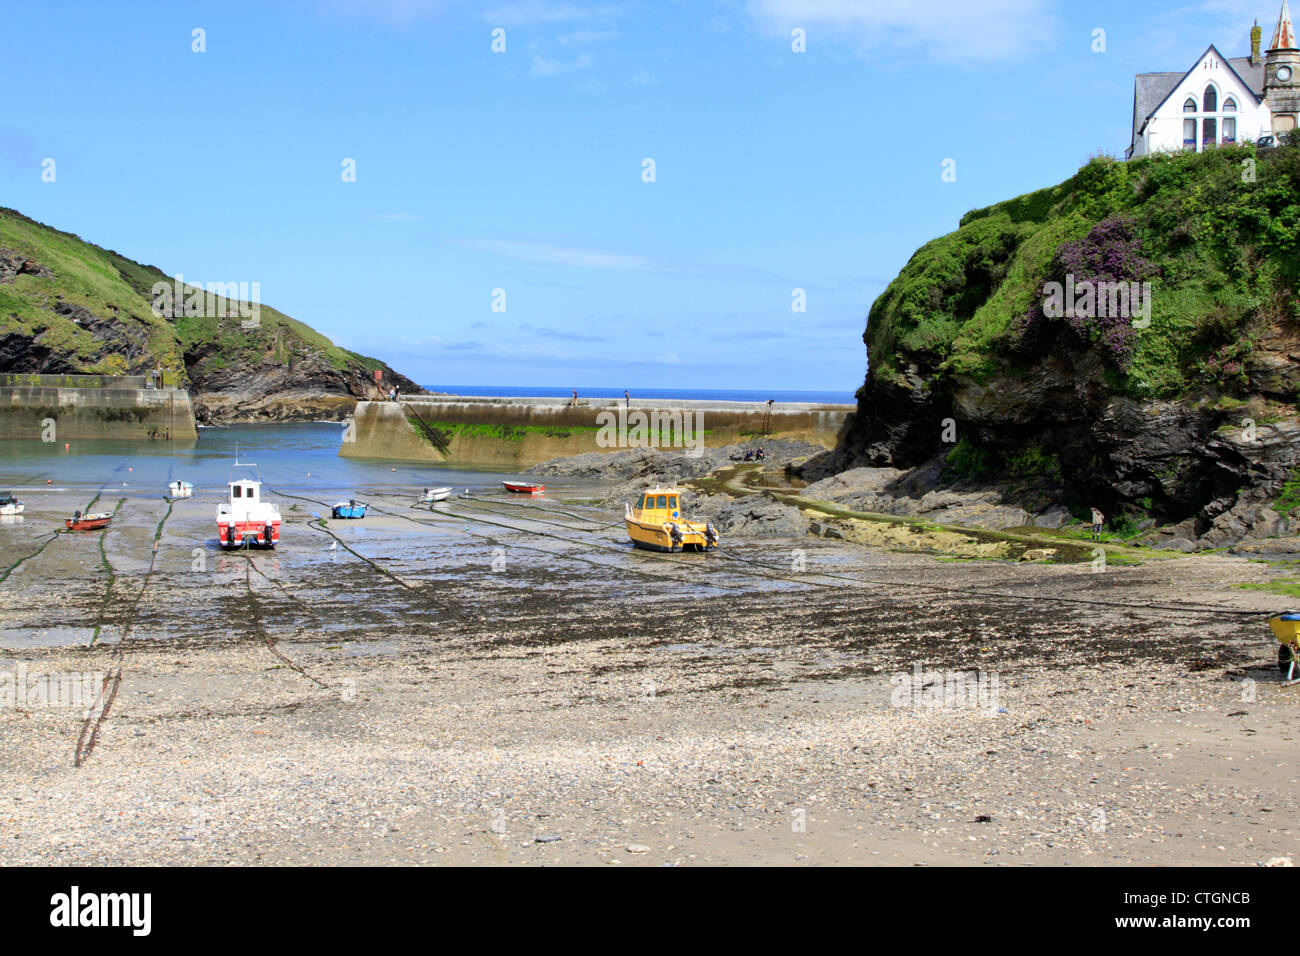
[557,29,620,44]
[484,2,623,26]
[745,0,1056,64]
[448,237,782,280]
[1191,0,1281,45]
[530,51,594,75]
[309,0,449,24]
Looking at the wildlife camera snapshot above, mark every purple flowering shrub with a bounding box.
[1196,341,1251,388]
[1013,216,1156,370]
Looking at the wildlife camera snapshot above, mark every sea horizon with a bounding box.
[424,384,858,405]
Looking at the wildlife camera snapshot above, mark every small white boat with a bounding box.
[168,480,194,499]
[420,486,452,502]
[0,492,24,516]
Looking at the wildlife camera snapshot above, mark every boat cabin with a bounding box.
[229,479,261,504]
[632,488,684,520]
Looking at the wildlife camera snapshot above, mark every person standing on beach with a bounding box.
[570,389,579,406]
[1090,506,1105,542]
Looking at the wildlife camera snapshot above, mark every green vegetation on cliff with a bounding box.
[0,207,416,415]
[847,137,1300,539]
[0,210,184,376]
[867,137,1300,399]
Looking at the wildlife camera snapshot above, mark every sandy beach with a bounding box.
[1,482,1296,866]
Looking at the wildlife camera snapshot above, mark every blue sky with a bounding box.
[0,0,1279,391]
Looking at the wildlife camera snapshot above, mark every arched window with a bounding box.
[1224,97,1238,112]
[1184,97,1197,112]
[1203,85,1218,112]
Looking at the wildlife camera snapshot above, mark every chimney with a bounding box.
[1252,19,1263,64]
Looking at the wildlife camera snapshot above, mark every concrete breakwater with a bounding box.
[0,373,198,441]
[340,395,855,468]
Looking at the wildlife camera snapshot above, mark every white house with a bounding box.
[1128,1,1300,158]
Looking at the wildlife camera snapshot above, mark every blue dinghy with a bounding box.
[331,499,367,519]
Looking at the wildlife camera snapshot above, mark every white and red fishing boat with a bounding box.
[502,480,544,495]
[216,460,281,548]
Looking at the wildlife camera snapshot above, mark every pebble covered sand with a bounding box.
[1,483,1296,866]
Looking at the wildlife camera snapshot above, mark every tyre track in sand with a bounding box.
[73,497,171,767]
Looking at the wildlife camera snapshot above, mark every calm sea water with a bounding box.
[0,386,862,496]
[0,423,514,496]
[428,385,858,404]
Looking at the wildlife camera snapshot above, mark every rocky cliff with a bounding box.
[817,139,1300,549]
[0,207,422,423]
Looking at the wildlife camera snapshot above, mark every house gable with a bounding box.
[1139,44,1264,136]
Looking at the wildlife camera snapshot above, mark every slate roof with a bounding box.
[1133,72,1183,139]
[1228,57,1267,94]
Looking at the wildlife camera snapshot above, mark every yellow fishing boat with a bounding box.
[625,487,718,553]
[1268,611,1300,679]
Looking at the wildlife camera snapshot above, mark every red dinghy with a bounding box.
[502,481,545,495]
[65,512,112,531]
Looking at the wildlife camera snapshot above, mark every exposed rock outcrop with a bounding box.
[821,146,1300,549]
[706,495,808,537]
[0,249,53,283]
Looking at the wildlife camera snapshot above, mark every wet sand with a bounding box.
[0,486,1296,866]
